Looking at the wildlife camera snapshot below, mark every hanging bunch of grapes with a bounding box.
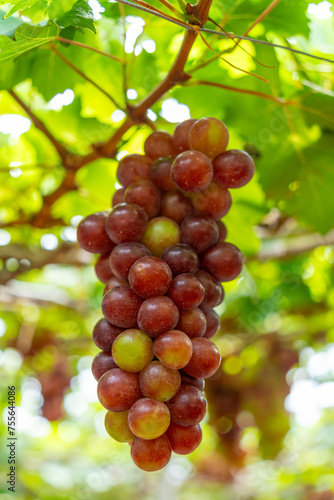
[77,117,255,471]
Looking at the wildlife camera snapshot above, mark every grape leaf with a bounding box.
[4,0,41,18]
[0,10,23,38]
[55,0,96,33]
[0,23,58,65]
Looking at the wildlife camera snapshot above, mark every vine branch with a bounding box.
[9,90,70,165]
[50,44,124,111]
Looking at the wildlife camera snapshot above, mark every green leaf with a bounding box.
[0,23,58,65]
[47,0,77,20]
[258,132,334,233]
[0,9,23,38]
[4,0,41,18]
[55,0,96,33]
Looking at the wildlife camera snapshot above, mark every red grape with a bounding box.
[183,338,221,378]
[141,216,181,257]
[196,270,224,311]
[181,215,219,254]
[105,203,148,244]
[161,243,199,276]
[97,368,141,411]
[204,310,220,339]
[109,242,150,281]
[172,119,197,153]
[144,131,176,160]
[217,220,227,242]
[128,398,170,439]
[137,296,179,337]
[131,435,172,471]
[91,351,117,381]
[189,117,229,158]
[150,156,176,191]
[117,154,152,187]
[167,273,205,310]
[179,371,205,391]
[213,149,255,188]
[105,410,134,442]
[153,330,193,370]
[166,420,202,454]
[95,253,113,283]
[103,276,128,295]
[124,180,161,219]
[167,385,207,426]
[171,151,213,193]
[160,191,193,224]
[192,182,232,220]
[112,187,125,207]
[102,286,143,328]
[77,212,115,254]
[139,361,181,402]
[201,242,243,282]
[92,318,123,351]
[112,329,154,373]
[128,256,172,298]
[176,308,207,339]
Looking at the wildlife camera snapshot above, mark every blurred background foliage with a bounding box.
[0,0,334,498]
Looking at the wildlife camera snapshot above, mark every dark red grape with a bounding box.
[160,191,193,224]
[137,296,179,337]
[139,361,181,402]
[192,182,232,220]
[128,398,170,439]
[171,151,213,193]
[97,368,141,411]
[112,187,125,207]
[183,338,221,379]
[172,119,197,153]
[141,216,181,257]
[204,310,220,339]
[109,242,151,281]
[105,203,148,244]
[179,371,205,391]
[201,242,243,282]
[102,286,143,328]
[91,351,117,381]
[131,435,172,471]
[181,215,219,254]
[92,318,123,351]
[128,256,172,298]
[77,212,115,254]
[176,308,206,339]
[117,154,152,187]
[124,180,161,219]
[213,149,255,188]
[103,276,128,295]
[167,273,205,310]
[161,243,199,276]
[167,385,207,426]
[217,220,227,242]
[189,117,229,158]
[105,410,134,442]
[153,330,193,370]
[166,420,202,455]
[144,131,176,160]
[95,253,113,283]
[150,156,176,191]
[196,270,224,311]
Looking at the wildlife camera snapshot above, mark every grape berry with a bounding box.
[77,117,254,471]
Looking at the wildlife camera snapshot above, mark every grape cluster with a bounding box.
[77,117,254,472]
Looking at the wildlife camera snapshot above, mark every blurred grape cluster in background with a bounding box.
[1,0,334,497]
